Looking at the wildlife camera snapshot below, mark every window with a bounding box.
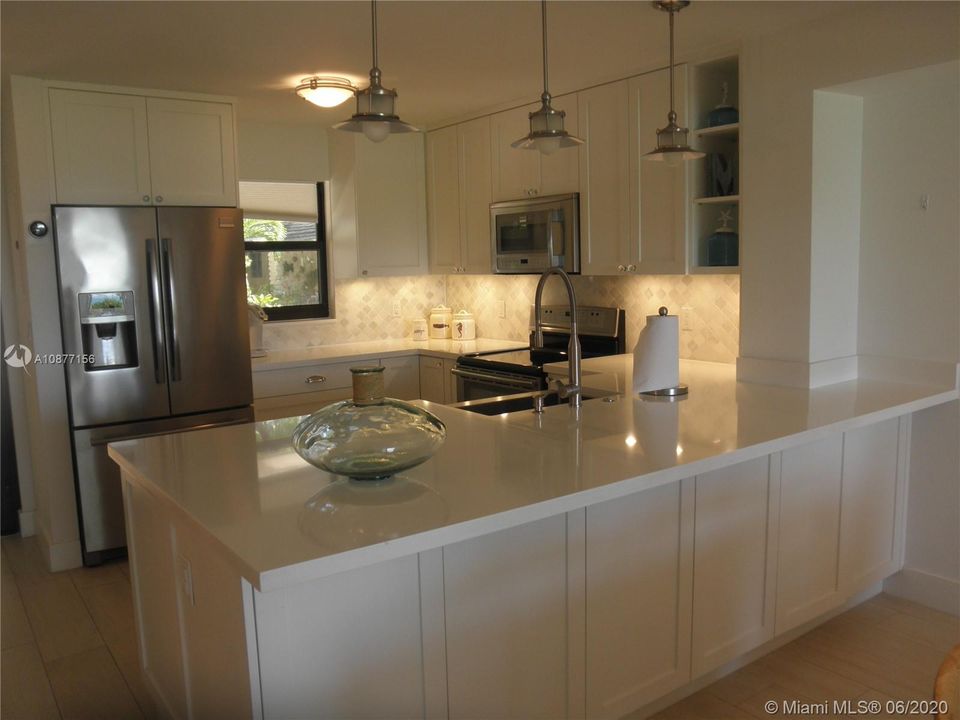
[240,181,329,320]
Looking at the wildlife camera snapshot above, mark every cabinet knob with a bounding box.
[361,269,368,276]
[305,375,327,384]
[155,195,163,203]
[142,195,151,203]
[617,264,626,272]
[627,264,636,272]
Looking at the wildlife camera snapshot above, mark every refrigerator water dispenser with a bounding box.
[78,291,138,370]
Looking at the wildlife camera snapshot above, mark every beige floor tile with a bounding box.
[106,632,158,720]
[705,662,779,706]
[0,642,61,720]
[758,645,868,701]
[118,560,129,578]
[1,570,35,651]
[45,645,144,720]
[876,609,960,654]
[18,576,103,663]
[1,535,55,587]
[654,689,754,720]
[77,579,135,645]
[737,682,818,720]
[872,593,960,625]
[68,563,126,589]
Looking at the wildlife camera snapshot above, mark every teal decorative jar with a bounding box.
[292,366,446,481]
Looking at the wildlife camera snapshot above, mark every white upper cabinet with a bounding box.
[49,89,153,205]
[426,117,493,274]
[490,95,579,203]
[48,88,238,207]
[578,80,632,276]
[331,131,428,278]
[630,67,687,274]
[145,98,237,207]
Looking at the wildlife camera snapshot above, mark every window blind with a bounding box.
[238,181,319,223]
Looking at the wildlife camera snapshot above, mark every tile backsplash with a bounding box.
[263,273,740,364]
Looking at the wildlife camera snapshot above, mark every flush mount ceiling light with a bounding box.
[295,76,356,108]
[512,0,584,156]
[333,0,418,143]
[644,0,704,165]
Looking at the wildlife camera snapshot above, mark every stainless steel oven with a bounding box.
[451,362,546,403]
[491,193,579,274]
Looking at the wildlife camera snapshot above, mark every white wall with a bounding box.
[738,2,959,385]
[857,62,960,365]
[237,120,329,182]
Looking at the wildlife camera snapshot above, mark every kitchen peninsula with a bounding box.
[108,358,957,720]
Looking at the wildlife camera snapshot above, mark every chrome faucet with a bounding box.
[533,267,581,409]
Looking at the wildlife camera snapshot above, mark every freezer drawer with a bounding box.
[73,406,254,565]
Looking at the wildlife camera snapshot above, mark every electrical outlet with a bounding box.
[392,302,402,317]
[497,300,506,318]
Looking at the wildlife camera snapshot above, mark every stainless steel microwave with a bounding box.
[490,193,580,274]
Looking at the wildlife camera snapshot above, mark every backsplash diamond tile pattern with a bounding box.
[446,274,740,363]
[263,273,740,364]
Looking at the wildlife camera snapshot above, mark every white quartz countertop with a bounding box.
[109,359,957,592]
[251,338,528,371]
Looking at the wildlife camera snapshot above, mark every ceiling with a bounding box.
[2,1,856,129]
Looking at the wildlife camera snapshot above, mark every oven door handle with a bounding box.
[451,367,542,391]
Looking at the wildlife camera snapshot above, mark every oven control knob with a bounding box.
[617,264,626,272]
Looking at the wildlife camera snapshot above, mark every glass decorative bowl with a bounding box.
[292,366,446,481]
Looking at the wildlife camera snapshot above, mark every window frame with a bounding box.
[243,182,330,321]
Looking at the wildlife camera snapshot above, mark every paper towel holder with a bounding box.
[638,306,689,398]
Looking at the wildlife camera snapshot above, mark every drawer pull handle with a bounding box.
[305,375,327,384]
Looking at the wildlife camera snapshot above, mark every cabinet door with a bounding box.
[578,81,631,275]
[382,355,420,401]
[49,89,153,205]
[444,516,569,719]
[459,117,494,273]
[442,358,459,403]
[145,98,237,206]
[539,93,580,197]
[426,126,462,273]
[585,479,694,718]
[491,104,541,201]
[419,356,446,403]
[777,436,844,635]
[839,418,902,595]
[629,67,687,274]
[356,133,428,276]
[692,457,777,677]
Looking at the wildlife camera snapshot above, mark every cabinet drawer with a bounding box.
[253,360,368,399]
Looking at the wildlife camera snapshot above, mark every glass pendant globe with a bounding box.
[535,136,561,156]
[362,121,392,143]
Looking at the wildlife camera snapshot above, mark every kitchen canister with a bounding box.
[429,305,453,339]
[452,310,476,341]
[411,318,428,341]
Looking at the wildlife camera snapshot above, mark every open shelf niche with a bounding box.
[688,55,741,273]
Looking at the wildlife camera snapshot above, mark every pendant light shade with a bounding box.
[644,0,703,164]
[513,0,584,155]
[334,0,418,142]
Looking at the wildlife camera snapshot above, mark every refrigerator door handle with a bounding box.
[160,237,182,382]
[145,239,166,384]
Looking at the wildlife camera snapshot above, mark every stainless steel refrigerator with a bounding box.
[54,206,254,565]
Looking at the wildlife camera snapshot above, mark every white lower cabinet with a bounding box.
[419,356,458,404]
[776,435,844,634]
[585,480,694,719]
[443,515,569,719]
[380,355,421,400]
[839,417,904,595]
[691,457,778,677]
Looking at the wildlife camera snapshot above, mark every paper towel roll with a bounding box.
[632,313,680,394]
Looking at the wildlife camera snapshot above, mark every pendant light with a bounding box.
[333,0,418,143]
[295,77,356,108]
[643,0,703,165]
[512,0,584,156]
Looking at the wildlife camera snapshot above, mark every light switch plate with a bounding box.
[177,554,195,607]
[497,300,506,318]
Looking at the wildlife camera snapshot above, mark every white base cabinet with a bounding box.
[122,416,910,720]
[419,355,458,404]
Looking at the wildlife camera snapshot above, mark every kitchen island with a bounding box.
[108,358,957,720]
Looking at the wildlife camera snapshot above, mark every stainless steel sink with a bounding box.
[450,389,611,416]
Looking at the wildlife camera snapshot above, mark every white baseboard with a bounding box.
[859,355,960,389]
[17,510,36,537]
[35,528,83,572]
[883,568,960,616]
